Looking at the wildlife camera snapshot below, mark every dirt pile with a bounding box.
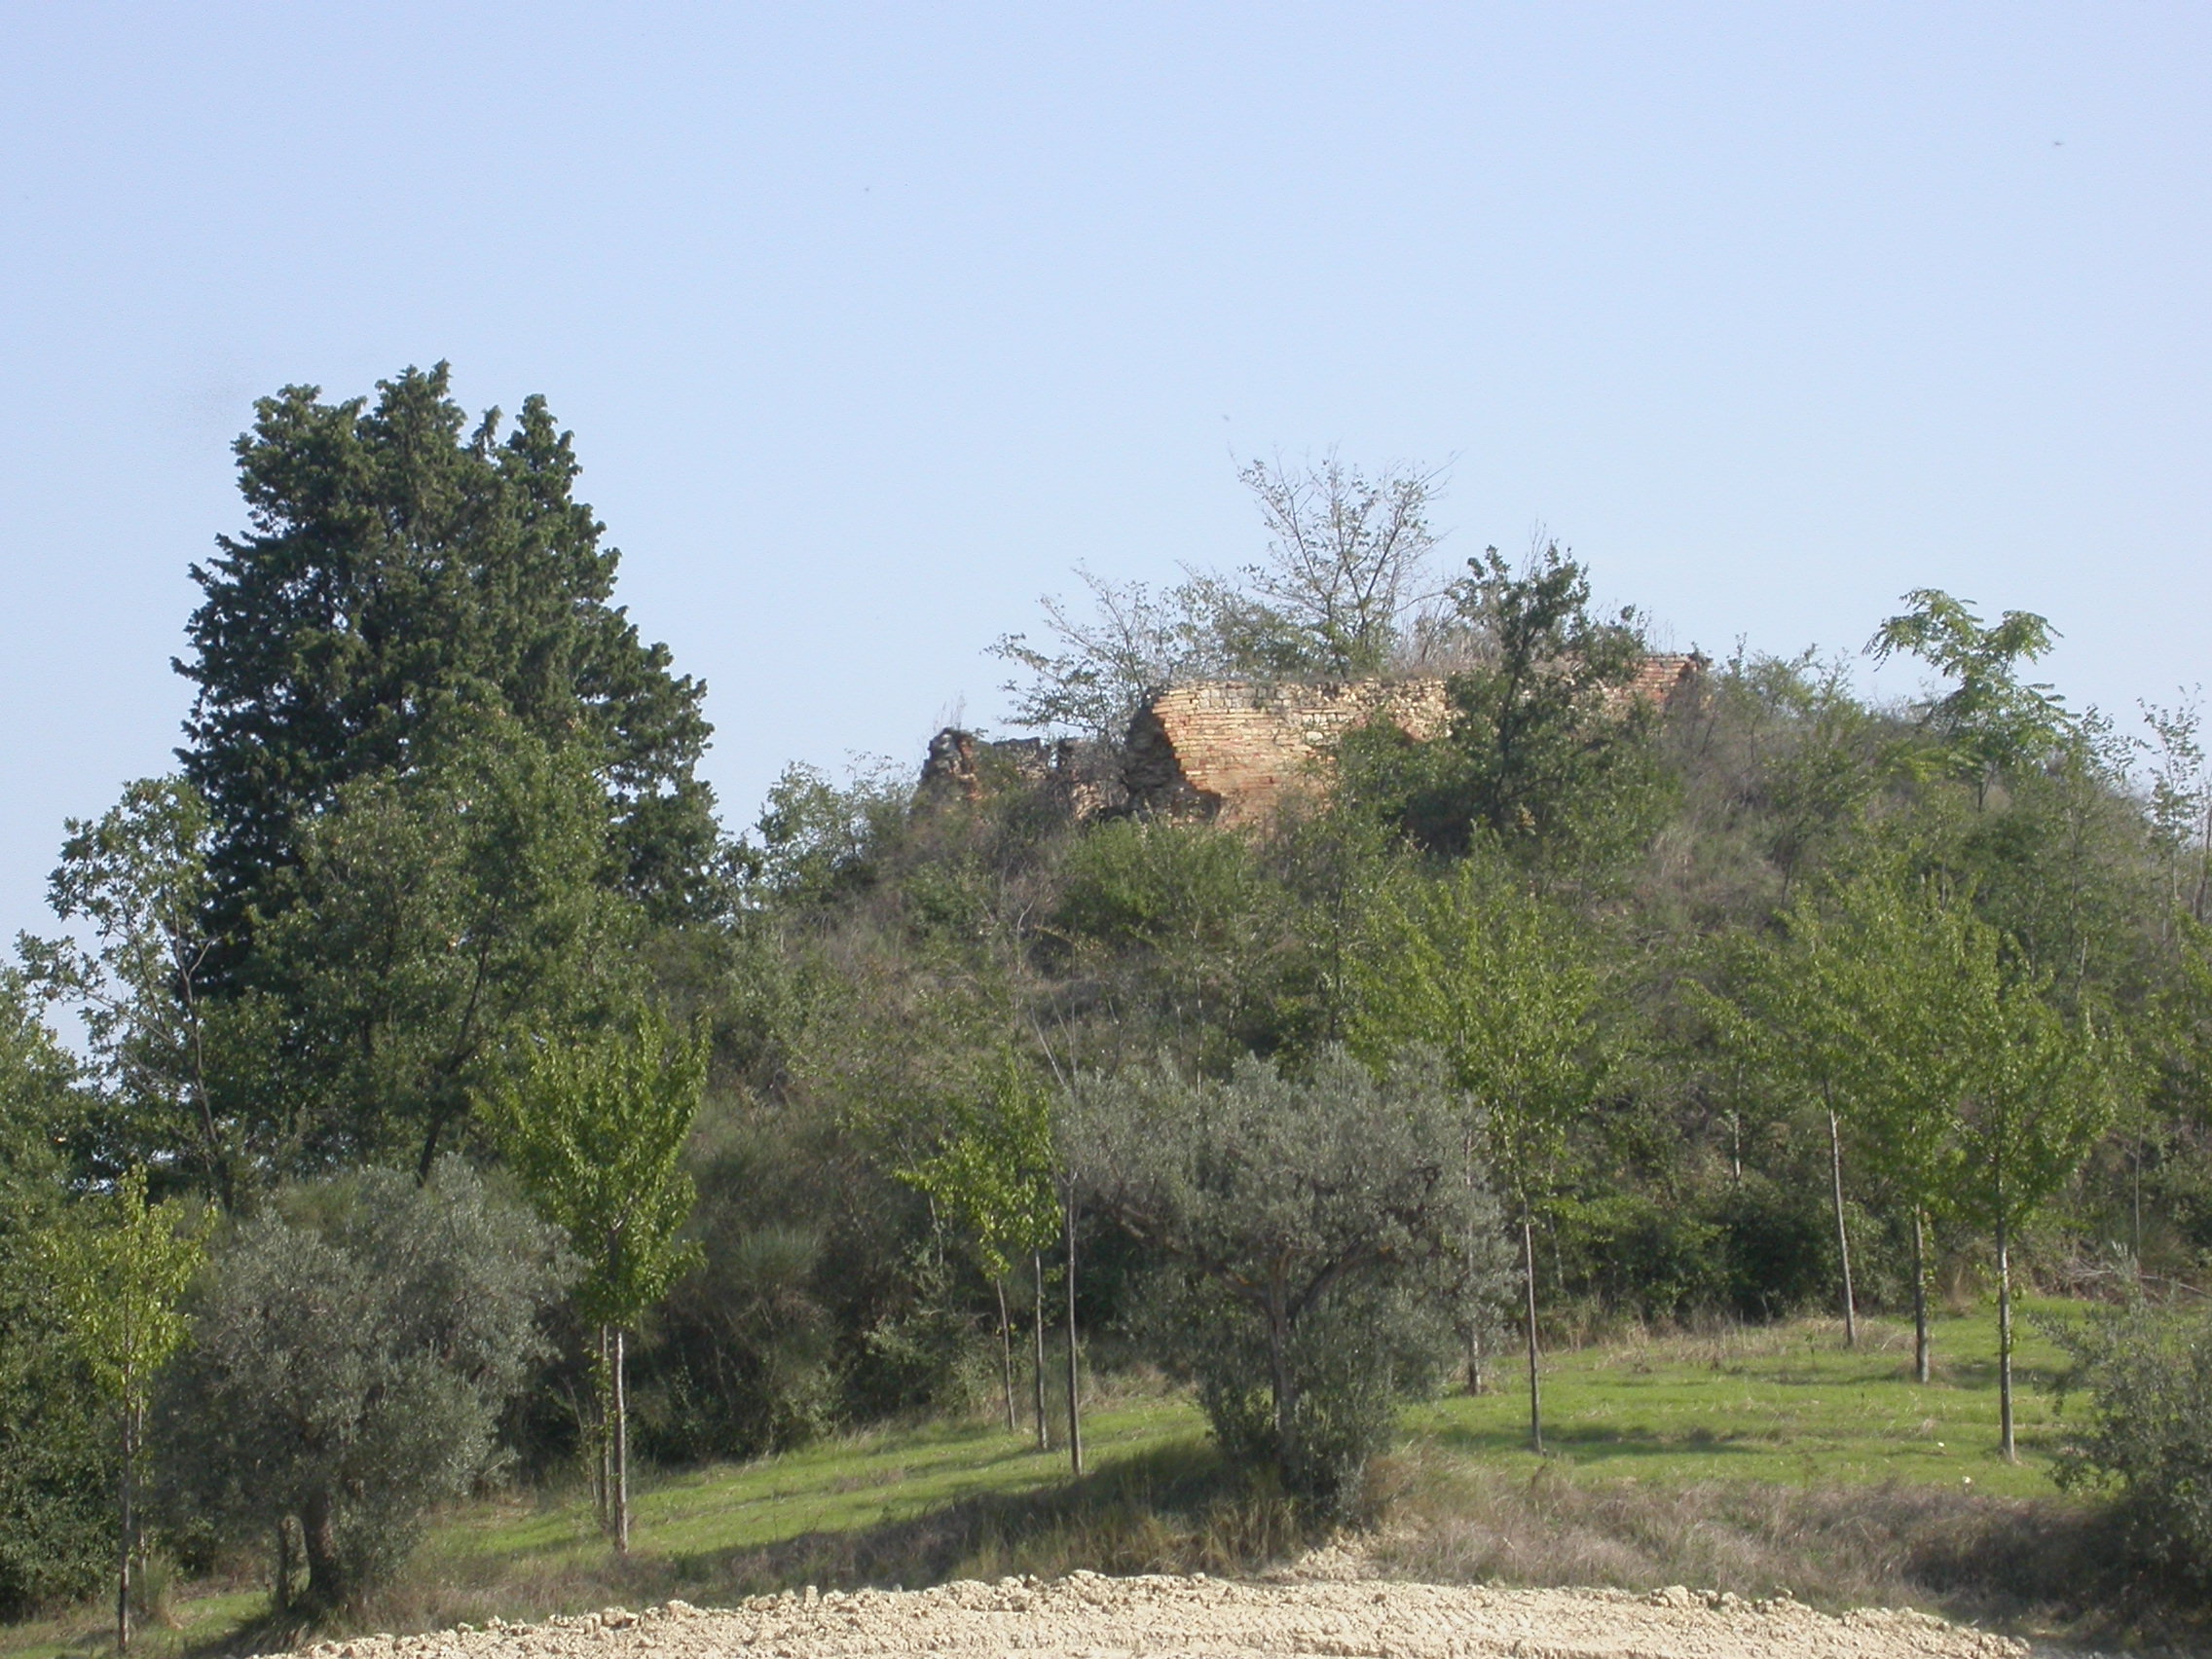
[286,1571,2070,1659]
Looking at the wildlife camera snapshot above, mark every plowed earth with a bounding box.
[287,1573,2072,1659]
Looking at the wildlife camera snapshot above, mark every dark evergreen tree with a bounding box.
[176,364,723,935]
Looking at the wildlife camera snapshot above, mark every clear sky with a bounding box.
[2,3,2206,951]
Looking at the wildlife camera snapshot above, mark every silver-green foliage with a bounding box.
[2054,1299,2212,1583]
[156,1160,570,1611]
[1063,1047,1484,1507]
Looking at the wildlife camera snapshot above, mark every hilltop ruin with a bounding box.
[921,655,1704,827]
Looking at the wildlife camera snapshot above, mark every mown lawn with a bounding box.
[1413,1304,2082,1499]
[0,1303,2100,1658]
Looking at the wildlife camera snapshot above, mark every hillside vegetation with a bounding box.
[4,379,2210,1644]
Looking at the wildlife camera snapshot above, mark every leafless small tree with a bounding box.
[1237,450,1447,679]
[995,455,1451,740]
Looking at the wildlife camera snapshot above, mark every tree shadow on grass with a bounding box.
[251,1437,1321,1652]
[666,1436,1317,1599]
[1427,1419,1762,1465]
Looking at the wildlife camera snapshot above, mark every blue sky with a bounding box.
[2,3,2206,948]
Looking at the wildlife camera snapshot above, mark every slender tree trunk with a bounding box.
[1463,1130,1485,1394]
[1827,1106,1858,1348]
[1031,1251,1051,1452]
[1911,1206,1932,1385]
[594,1325,611,1531]
[612,1328,631,1553]
[1064,1191,1084,1478]
[1522,1211,1543,1455]
[995,1276,1016,1433]
[116,1404,134,1655]
[1996,1218,2016,1463]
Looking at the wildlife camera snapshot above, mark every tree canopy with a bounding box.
[177,364,724,934]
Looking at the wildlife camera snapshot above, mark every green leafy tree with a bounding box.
[1943,937,2117,1460]
[1063,1047,1478,1506]
[2141,695,2212,928]
[1343,544,1669,867]
[1351,860,1604,1452]
[1825,875,1970,1382]
[18,779,244,1206]
[899,1048,1061,1441]
[1868,588,2068,808]
[156,1161,569,1613]
[1706,887,1878,1355]
[491,1014,706,1552]
[253,723,637,1176]
[42,1168,209,1651]
[1051,818,1286,1063]
[0,973,109,1616]
[1749,654,1888,896]
[1711,869,1994,1378]
[177,363,724,935]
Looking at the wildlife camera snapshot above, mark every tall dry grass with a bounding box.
[1371,1452,2182,1646]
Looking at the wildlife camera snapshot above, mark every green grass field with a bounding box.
[1413,1304,2079,1499]
[0,1303,2102,1659]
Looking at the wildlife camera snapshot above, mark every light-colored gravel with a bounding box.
[289,1573,2075,1659]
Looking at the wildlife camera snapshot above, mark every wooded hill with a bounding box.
[5,374,2209,1620]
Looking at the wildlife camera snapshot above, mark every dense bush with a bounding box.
[0,977,107,1616]
[2052,1298,2212,1583]
[0,1264,110,1616]
[1552,1177,1835,1325]
[156,1161,571,1612]
[1066,1047,1486,1508]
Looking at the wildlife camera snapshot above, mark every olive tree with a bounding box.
[1063,1046,1481,1507]
[156,1160,568,1614]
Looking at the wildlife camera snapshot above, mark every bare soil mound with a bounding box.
[289,1572,2076,1659]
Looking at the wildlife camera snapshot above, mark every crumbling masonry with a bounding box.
[920,656,1704,827]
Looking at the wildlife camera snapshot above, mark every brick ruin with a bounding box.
[920,654,1704,827]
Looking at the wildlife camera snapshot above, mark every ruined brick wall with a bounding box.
[1125,655,1703,825]
[919,654,1701,829]
[1124,680,1450,824]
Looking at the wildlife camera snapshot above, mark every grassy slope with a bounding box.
[1,1306,2099,1659]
